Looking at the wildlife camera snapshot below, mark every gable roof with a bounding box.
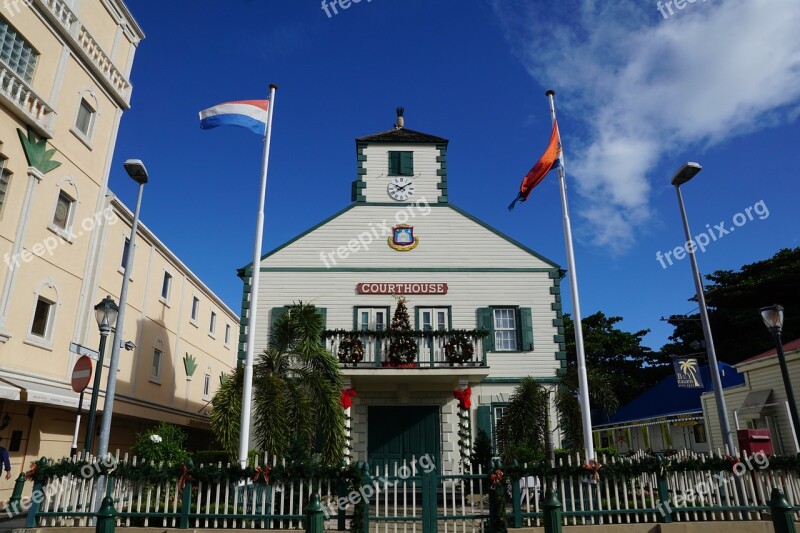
[237,203,560,276]
[603,363,745,425]
[739,338,800,365]
[356,127,448,144]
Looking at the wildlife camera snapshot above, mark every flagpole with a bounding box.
[545,89,595,462]
[239,83,278,467]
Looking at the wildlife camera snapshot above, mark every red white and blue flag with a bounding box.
[508,121,562,210]
[199,100,269,136]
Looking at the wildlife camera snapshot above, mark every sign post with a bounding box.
[70,356,93,457]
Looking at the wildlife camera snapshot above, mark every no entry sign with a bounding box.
[71,355,93,393]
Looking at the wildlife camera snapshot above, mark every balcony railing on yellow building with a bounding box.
[0,65,53,137]
[324,329,488,368]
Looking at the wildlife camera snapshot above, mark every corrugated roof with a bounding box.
[356,127,448,144]
[605,363,745,425]
[739,338,800,365]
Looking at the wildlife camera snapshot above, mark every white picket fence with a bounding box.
[27,448,800,529]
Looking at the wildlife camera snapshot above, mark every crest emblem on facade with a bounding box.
[388,224,419,251]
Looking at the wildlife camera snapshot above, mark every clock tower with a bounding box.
[351,108,449,204]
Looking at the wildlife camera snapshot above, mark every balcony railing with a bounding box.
[0,66,54,137]
[38,0,132,105]
[324,329,489,368]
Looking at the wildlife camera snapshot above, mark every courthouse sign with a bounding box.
[356,282,448,295]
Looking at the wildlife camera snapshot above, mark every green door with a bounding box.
[368,406,440,473]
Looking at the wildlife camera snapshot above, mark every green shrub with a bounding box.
[131,422,190,465]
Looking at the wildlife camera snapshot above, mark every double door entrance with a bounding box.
[367,406,440,473]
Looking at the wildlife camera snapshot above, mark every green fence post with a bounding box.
[95,495,116,533]
[360,462,370,533]
[511,462,522,528]
[542,488,562,533]
[337,478,347,530]
[7,472,26,513]
[656,470,672,523]
[179,478,192,529]
[24,479,45,528]
[770,488,797,533]
[305,493,325,533]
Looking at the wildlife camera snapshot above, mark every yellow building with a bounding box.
[0,1,237,502]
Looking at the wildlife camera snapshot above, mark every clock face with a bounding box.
[387,177,415,201]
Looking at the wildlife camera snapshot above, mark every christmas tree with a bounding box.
[388,297,416,365]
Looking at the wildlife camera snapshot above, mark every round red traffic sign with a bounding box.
[72,355,93,393]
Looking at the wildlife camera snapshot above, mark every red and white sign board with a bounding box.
[71,355,93,393]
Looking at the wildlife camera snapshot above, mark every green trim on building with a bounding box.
[237,274,252,362]
[480,377,561,384]
[436,144,448,203]
[351,142,368,203]
[259,267,558,273]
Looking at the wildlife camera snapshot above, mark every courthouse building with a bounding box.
[239,112,566,474]
[0,0,236,501]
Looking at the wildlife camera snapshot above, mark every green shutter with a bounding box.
[315,307,327,327]
[270,306,289,343]
[519,307,533,351]
[400,151,413,175]
[476,406,492,454]
[389,151,400,175]
[477,308,494,353]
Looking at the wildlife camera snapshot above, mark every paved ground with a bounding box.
[0,511,26,532]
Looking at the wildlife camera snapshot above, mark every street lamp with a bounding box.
[671,162,736,453]
[760,305,800,452]
[83,296,118,454]
[95,159,148,463]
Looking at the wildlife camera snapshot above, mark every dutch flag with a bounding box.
[199,100,269,136]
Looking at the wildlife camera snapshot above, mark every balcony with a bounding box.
[0,66,54,137]
[37,0,132,107]
[324,329,489,370]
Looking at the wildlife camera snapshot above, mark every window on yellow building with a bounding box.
[203,373,211,399]
[75,99,96,137]
[0,16,38,84]
[224,324,231,346]
[0,159,9,214]
[151,349,162,381]
[210,311,216,335]
[52,191,74,231]
[191,297,199,322]
[161,272,172,301]
[30,297,53,338]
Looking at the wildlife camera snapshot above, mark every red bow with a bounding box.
[453,387,472,409]
[25,462,37,481]
[340,388,357,409]
[253,466,271,484]
[490,469,504,488]
[582,460,602,481]
[177,464,194,491]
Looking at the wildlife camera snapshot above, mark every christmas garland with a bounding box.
[443,334,474,364]
[337,336,364,364]
[324,328,489,340]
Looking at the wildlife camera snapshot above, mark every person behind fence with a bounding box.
[0,438,10,480]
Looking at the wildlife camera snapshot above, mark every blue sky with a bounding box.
[111,0,800,353]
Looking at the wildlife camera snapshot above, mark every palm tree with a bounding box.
[555,365,619,453]
[210,303,345,464]
[678,359,700,386]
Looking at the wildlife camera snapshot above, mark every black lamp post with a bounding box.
[760,305,800,453]
[83,295,118,454]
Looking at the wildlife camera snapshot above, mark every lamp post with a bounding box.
[83,296,118,454]
[760,305,800,452]
[95,159,148,463]
[671,162,735,453]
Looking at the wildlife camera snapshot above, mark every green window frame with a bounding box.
[388,151,413,176]
[477,306,533,352]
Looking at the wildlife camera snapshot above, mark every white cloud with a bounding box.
[492,0,800,252]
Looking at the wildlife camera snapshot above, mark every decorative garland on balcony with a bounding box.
[444,334,474,364]
[337,337,364,365]
[323,328,489,341]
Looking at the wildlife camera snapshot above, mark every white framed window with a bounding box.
[30,296,53,338]
[493,308,518,351]
[203,373,211,399]
[0,16,38,83]
[224,324,231,346]
[160,271,172,301]
[356,307,388,331]
[493,405,508,453]
[74,98,95,137]
[151,348,162,381]
[190,296,199,322]
[52,190,75,231]
[419,308,449,331]
[209,311,216,335]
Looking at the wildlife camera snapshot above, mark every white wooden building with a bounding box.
[237,113,565,473]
